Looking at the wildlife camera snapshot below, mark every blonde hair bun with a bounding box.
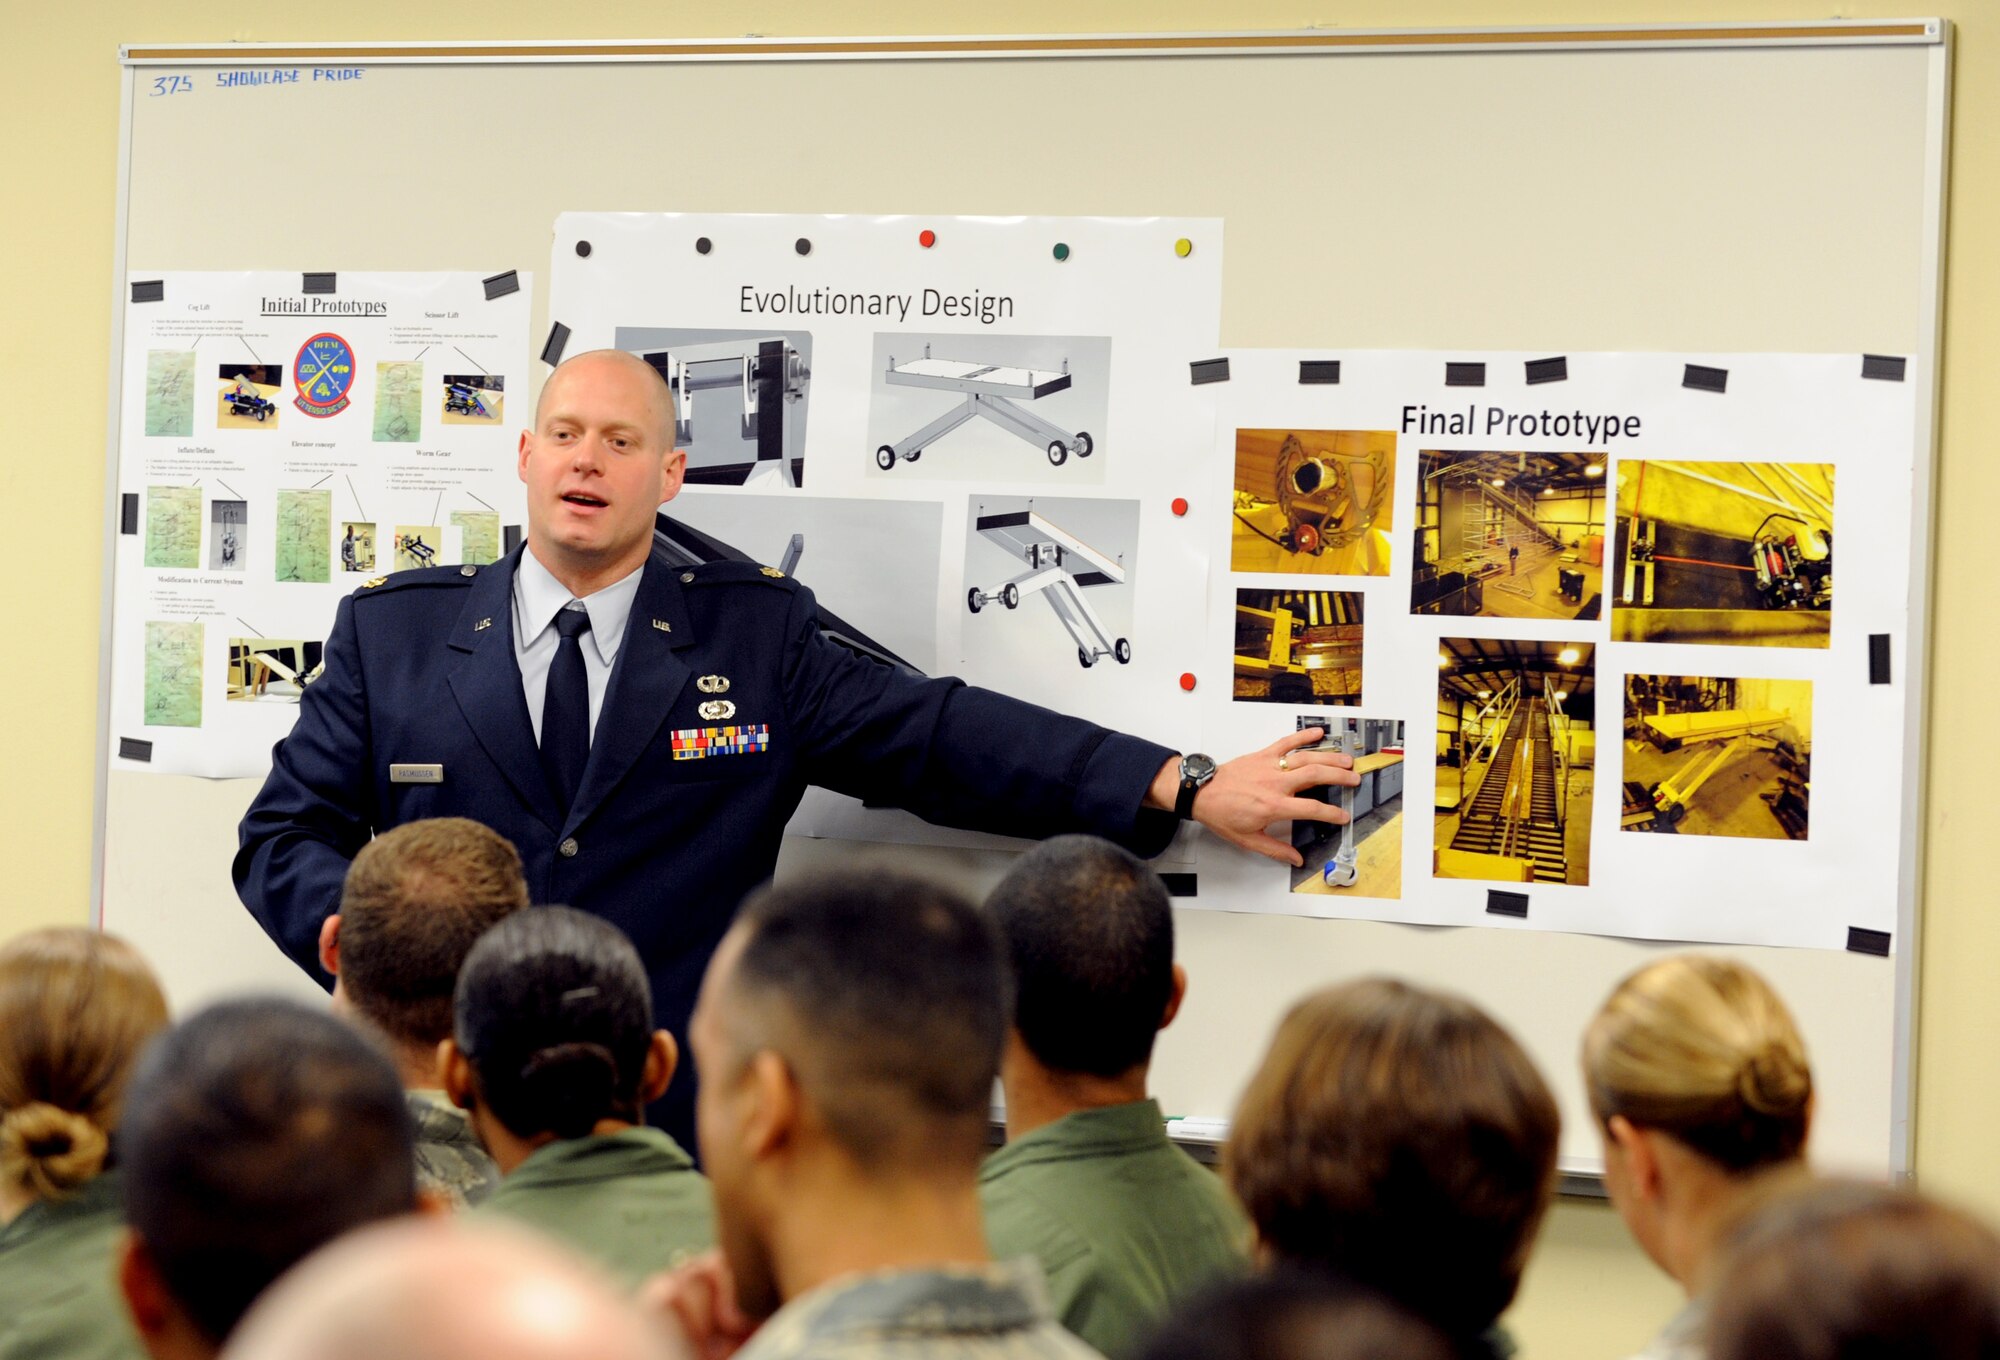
[0,1101,110,1199]
[1738,1042,1812,1118]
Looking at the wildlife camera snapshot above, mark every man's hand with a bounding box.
[1147,728,1361,866]
[640,1251,757,1360]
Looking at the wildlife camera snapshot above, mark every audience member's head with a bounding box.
[1582,955,1812,1290]
[690,870,1008,1319]
[442,907,674,1160]
[1136,1266,1456,1360]
[221,1218,688,1360]
[1225,978,1560,1341]
[118,998,418,1359]
[0,928,169,1211]
[985,834,1182,1084]
[1707,1178,2000,1360]
[322,817,530,1069]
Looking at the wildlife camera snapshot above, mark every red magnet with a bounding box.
[919,229,936,248]
[1171,497,1189,517]
[1179,672,1198,692]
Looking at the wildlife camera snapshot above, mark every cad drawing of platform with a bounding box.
[967,510,1130,669]
[878,347,1092,470]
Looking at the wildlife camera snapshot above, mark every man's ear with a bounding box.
[517,428,534,482]
[744,1051,799,1163]
[317,914,342,977]
[1158,963,1189,1032]
[640,1029,678,1104]
[658,448,688,507]
[440,1039,475,1112]
[118,1232,172,1341]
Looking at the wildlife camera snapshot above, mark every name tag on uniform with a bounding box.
[390,764,444,784]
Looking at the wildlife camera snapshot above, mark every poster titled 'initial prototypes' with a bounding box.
[109,270,532,777]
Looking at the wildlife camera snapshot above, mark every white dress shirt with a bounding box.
[512,549,644,746]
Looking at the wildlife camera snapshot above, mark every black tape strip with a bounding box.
[130,279,165,304]
[503,524,523,555]
[1486,889,1529,918]
[481,270,521,301]
[1525,356,1568,385]
[1189,358,1231,386]
[540,322,571,368]
[1683,363,1728,393]
[302,272,336,295]
[121,494,139,535]
[1862,354,1908,382]
[1298,360,1341,385]
[1847,927,1892,957]
[1870,633,1892,685]
[755,339,784,464]
[1446,361,1486,388]
[1160,873,1198,898]
[117,737,153,763]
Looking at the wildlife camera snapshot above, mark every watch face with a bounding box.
[1182,752,1218,783]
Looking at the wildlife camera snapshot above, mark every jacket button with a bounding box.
[460,564,477,576]
[558,837,579,858]
[680,572,695,583]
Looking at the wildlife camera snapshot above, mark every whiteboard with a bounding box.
[102,23,1949,1179]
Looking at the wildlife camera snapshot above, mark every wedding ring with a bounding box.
[1277,755,1290,772]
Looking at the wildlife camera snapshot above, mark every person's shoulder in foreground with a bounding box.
[981,836,1250,1358]
[734,1260,1100,1360]
[446,906,713,1285]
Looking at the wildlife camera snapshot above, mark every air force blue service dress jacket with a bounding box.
[235,535,1179,1139]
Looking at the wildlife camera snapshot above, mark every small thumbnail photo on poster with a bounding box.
[1232,590,1362,706]
[1621,674,1810,840]
[1290,713,1405,902]
[1231,429,1395,576]
[1410,450,1605,621]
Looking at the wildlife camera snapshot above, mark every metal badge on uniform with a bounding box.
[652,618,672,633]
[698,699,736,721]
[390,764,444,784]
[671,724,771,762]
[696,674,731,694]
[474,617,493,632]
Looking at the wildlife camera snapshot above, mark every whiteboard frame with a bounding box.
[100,21,1953,1183]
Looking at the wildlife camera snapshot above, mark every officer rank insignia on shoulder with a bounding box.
[362,577,388,589]
[671,724,770,761]
[760,566,785,578]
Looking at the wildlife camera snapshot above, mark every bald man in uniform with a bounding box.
[235,349,1356,1145]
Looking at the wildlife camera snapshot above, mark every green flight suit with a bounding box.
[478,1126,713,1288]
[0,1169,145,1360]
[980,1100,1252,1360]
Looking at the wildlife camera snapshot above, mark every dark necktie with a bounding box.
[540,606,593,814]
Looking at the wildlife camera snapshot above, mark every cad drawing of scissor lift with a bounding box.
[966,510,1131,669]
[643,339,810,489]
[877,346,1093,470]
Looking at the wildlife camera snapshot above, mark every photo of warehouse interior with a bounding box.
[1232,589,1364,705]
[1622,674,1811,839]
[1290,714,1405,901]
[1612,460,1834,647]
[1435,637,1595,886]
[1410,450,1606,620]
[1231,428,1397,575]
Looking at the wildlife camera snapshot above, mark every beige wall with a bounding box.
[2,3,1992,1355]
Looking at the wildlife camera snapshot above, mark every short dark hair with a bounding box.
[453,907,654,1140]
[339,818,531,1048]
[1709,1178,2000,1360]
[1225,979,1560,1339]
[1137,1267,1455,1360]
[726,871,1006,1172]
[985,835,1175,1077]
[120,998,417,1345]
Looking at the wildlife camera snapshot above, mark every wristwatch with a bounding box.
[1175,753,1218,820]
